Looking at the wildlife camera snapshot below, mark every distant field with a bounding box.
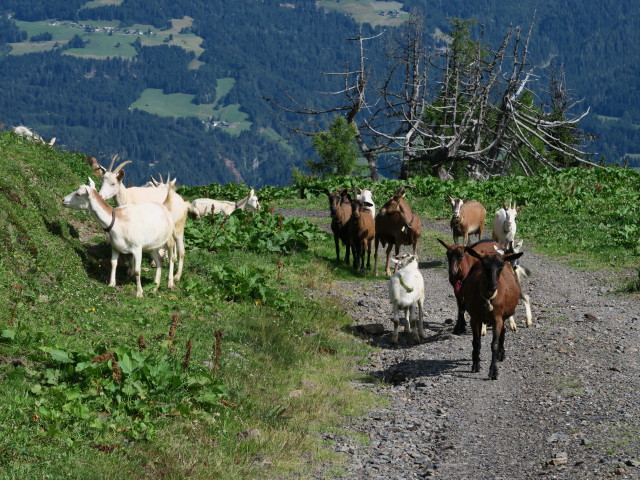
[81,0,123,7]
[11,17,203,61]
[317,0,408,27]
[596,114,640,129]
[130,82,251,136]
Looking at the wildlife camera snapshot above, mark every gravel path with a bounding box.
[280,208,640,480]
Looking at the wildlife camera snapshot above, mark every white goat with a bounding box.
[190,189,261,219]
[492,201,522,249]
[12,126,56,145]
[355,186,376,218]
[388,253,426,344]
[502,240,532,331]
[62,177,175,297]
[97,156,188,282]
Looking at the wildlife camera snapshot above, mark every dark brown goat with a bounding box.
[462,247,523,380]
[86,156,102,177]
[438,238,503,335]
[349,199,375,274]
[325,189,352,264]
[374,186,422,276]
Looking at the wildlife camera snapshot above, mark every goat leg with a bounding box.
[109,250,119,288]
[373,236,380,276]
[417,299,426,339]
[391,304,400,344]
[151,250,163,290]
[453,293,467,335]
[132,250,144,298]
[471,322,481,373]
[488,319,505,380]
[522,293,532,327]
[408,304,420,343]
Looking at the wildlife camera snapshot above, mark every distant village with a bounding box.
[46,20,156,37]
[378,10,401,18]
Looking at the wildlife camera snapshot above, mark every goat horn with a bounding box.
[112,160,132,174]
[108,154,119,172]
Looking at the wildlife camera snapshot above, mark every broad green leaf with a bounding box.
[50,349,73,364]
[1,329,15,340]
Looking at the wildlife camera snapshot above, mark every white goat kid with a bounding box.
[190,189,261,219]
[354,186,376,218]
[388,253,426,344]
[97,156,187,282]
[492,200,523,249]
[62,178,175,297]
[12,125,56,145]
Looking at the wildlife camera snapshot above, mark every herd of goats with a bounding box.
[326,185,531,380]
[62,154,260,297]
[47,134,529,380]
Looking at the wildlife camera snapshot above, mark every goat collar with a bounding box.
[103,209,116,233]
[481,289,498,312]
[451,214,464,225]
[399,275,414,293]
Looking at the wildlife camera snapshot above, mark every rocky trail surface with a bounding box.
[281,208,640,480]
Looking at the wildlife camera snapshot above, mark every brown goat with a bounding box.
[325,188,352,264]
[349,198,375,274]
[462,247,523,380]
[447,195,486,245]
[85,156,102,177]
[374,186,422,276]
[437,238,503,335]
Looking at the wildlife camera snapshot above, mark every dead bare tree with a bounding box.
[374,16,597,179]
[266,14,596,180]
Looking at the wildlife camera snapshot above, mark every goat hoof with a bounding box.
[453,325,466,335]
[471,362,480,373]
[489,366,499,380]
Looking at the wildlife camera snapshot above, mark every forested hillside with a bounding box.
[0,0,639,187]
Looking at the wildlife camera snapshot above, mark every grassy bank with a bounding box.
[0,132,378,479]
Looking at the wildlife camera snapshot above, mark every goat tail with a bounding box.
[515,265,530,282]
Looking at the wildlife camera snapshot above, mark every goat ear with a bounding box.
[465,246,482,259]
[98,164,107,174]
[116,170,125,182]
[323,189,331,196]
[436,238,451,250]
[516,206,523,213]
[88,177,95,189]
[504,251,524,262]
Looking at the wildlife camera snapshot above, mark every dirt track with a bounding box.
[292,209,640,480]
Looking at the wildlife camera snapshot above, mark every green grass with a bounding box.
[11,17,203,60]
[130,85,251,134]
[317,0,409,27]
[81,0,124,8]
